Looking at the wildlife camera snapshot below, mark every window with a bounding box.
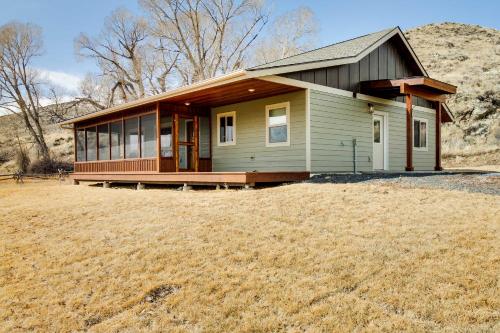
[86,127,97,161]
[98,124,110,160]
[76,128,86,161]
[110,121,123,160]
[266,102,290,146]
[160,116,173,157]
[373,119,381,143]
[125,117,139,158]
[413,118,428,150]
[199,116,210,158]
[140,113,156,158]
[217,111,236,146]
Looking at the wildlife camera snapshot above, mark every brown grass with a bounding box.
[1,180,499,332]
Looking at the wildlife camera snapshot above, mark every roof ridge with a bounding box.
[248,26,398,70]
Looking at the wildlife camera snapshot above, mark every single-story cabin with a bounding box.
[61,27,456,187]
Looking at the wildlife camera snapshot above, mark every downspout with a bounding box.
[352,138,357,174]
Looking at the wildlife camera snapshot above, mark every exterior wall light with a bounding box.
[368,103,374,114]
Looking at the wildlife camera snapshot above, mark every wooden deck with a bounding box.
[69,171,310,186]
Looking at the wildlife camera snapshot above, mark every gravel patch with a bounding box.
[308,172,500,195]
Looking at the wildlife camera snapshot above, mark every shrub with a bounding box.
[29,159,73,174]
[0,150,11,164]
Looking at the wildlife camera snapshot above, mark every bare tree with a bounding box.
[141,0,269,84]
[252,6,317,65]
[0,22,51,161]
[75,8,176,104]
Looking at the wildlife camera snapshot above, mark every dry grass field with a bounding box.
[1,180,499,332]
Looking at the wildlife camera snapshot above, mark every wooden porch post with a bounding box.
[73,125,77,163]
[174,113,179,172]
[156,102,161,172]
[193,115,199,172]
[405,94,414,171]
[435,102,442,171]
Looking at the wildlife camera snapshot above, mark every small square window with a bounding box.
[413,118,428,150]
[217,111,236,146]
[266,102,290,146]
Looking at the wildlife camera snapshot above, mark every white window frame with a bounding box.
[413,117,428,152]
[216,111,236,146]
[265,101,290,147]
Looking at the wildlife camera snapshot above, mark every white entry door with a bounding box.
[373,115,384,170]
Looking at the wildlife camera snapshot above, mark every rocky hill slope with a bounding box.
[405,22,499,166]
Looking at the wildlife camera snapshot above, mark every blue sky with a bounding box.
[0,0,498,94]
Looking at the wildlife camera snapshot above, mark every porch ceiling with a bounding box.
[165,78,303,107]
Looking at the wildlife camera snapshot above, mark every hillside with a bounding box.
[405,22,500,166]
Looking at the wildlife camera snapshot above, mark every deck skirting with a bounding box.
[69,171,310,186]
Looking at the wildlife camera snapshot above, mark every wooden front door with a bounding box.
[175,114,199,171]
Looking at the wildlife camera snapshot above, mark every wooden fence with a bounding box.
[0,170,72,183]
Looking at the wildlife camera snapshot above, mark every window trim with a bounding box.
[413,117,429,152]
[216,111,236,146]
[265,101,290,147]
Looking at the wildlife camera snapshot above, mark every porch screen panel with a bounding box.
[98,124,110,160]
[76,128,85,161]
[86,127,97,161]
[125,118,139,159]
[140,113,156,158]
[110,121,123,160]
[160,116,173,157]
[199,116,210,158]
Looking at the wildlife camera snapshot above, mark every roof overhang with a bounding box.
[60,70,307,126]
[61,70,246,125]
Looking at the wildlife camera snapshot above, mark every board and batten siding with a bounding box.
[281,35,432,108]
[310,89,436,172]
[211,91,306,171]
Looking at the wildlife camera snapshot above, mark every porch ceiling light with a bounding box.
[248,88,255,93]
[184,102,191,106]
[367,103,375,114]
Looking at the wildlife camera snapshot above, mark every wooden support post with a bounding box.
[103,181,110,188]
[405,94,414,171]
[174,113,179,172]
[72,179,79,185]
[73,125,77,163]
[435,102,443,171]
[156,102,161,172]
[193,115,199,172]
[137,182,145,190]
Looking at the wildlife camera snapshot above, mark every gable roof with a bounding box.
[248,27,428,77]
[250,27,394,70]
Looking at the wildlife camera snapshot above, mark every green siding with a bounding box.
[211,91,306,171]
[310,90,373,172]
[310,89,436,172]
[412,111,436,171]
